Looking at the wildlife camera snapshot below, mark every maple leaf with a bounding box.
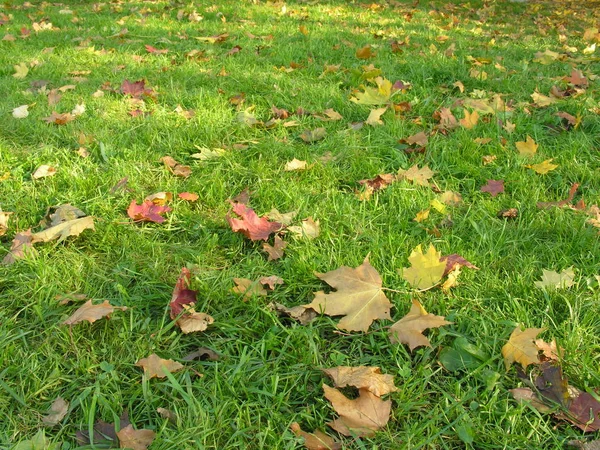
[161,156,191,178]
[127,200,171,223]
[290,423,341,450]
[389,299,451,350]
[350,77,393,105]
[434,107,459,131]
[227,201,282,241]
[135,354,184,379]
[288,217,320,239]
[2,229,36,265]
[169,268,197,317]
[303,257,392,332]
[32,165,56,179]
[285,158,308,171]
[356,45,375,59]
[232,278,267,299]
[401,244,446,290]
[300,128,327,143]
[537,183,579,209]
[515,135,538,157]
[365,107,387,126]
[440,254,479,277]
[178,192,199,202]
[358,174,395,191]
[401,131,428,147]
[121,79,154,98]
[535,267,575,289]
[397,165,435,187]
[31,216,95,243]
[439,191,462,206]
[270,302,317,325]
[116,425,156,450]
[262,235,287,261]
[13,62,28,78]
[524,159,558,174]
[42,397,69,426]
[480,180,504,197]
[501,326,546,370]
[460,109,479,129]
[322,366,397,397]
[323,385,391,437]
[43,111,75,125]
[62,300,127,325]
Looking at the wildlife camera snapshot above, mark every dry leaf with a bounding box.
[403,131,428,146]
[524,159,558,174]
[365,107,387,126]
[12,104,29,119]
[262,236,287,261]
[285,159,308,171]
[291,422,341,450]
[161,156,191,178]
[0,210,11,236]
[350,77,393,105]
[13,62,29,78]
[401,244,446,290]
[389,299,451,350]
[535,267,575,289]
[232,278,267,299]
[270,303,317,325]
[42,397,69,426]
[135,354,184,379]
[227,201,283,241]
[516,135,538,157]
[439,191,462,206]
[288,217,320,240]
[266,209,297,225]
[128,200,171,223]
[303,258,392,332]
[322,366,397,397]
[300,128,327,143]
[116,425,156,450]
[480,180,504,197]
[460,109,479,129]
[178,192,199,202]
[397,165,435,187]
[63,300,127,325]
[413,209,430,223]
[501,326,546,370]
[176,305,214,334]
[323,385,391,437]
[358,174,395,192]
[356,45,374,59]
[2,230,36,265]
[32,165,57,179]
[43,111,75,125]
[31,216,95,243]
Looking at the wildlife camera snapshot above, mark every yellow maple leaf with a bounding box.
[401,244,446,289]
[501,326,546,370]
[459,108,479,129]
[350,77,392,105]
[13,62,29,79]
[389,299,451,350]
[524,159,558,174]
[397,165,435,187]
[515,135,538,157]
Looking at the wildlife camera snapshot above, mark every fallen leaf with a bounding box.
[401,244,446,290]
[178,192,199,202]
[524,159,559,174]
[534,49,561,64]
[270,303,317,325]
[232,278,268,299]
[356,45,374,59]
[320,108,343,121]
[156,407,177,421]
[350,77,393,105]
[480,180,504,197]
[413,209,430,223]
[32,165,57,179]
[516,135,538,157]
[263,235,287,261]
[266,209,297,225]
[259,275,284,290]
[435,107,459,130]
[323,385,391,437]
[161,156,191,178]
[322,366,397,397]
[13,62,29,78]
[169,268,197,318]
[303,257,392,332]
[440,254,479,277]
[365,107,387,126]
[536,338,561,361]
[531,91,557,107]
[397,165,435,187]
[121,79,154,98]
[31,216,94,243]
[501,326,546,370]
[537,183,579,209]
[144,192,172,206]
[2,230,36,265]
[510,387,553,413]
[43,111,75,125]
[285,158,308,171]
[227,201,282,241]
[42,397,69,426]
[402,132,428,146]
[0,210,11,236]
[288,217,320,239]
[389,299,451,350]
[116,425,156,450]
[535,267,575,289]
[127,200,171,223]
[442,266,461,292]
[567,439,600,450]
[191,147,226,160]
[176,305,214,334]
[12,104,29,119]
[439,191,462,206]
[503,121,516,133]
[135,354,184,379]
[358,174,395,192]
[291,422,341,450]
[183,347,220,361]
[300,128,327,143]
[460,109,479,129]
[62,300,127,325]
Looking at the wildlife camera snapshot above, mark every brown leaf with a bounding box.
[42,397,69,426]
[322,366,397,397]
[290,422,341,450]
[135,354,184,379]
[31,216,95,243]
[358,174,395,192]
[460,109,479,129]
[402,131,428,146]
[389,299,450,351]
[501,326,545,370]
[323,385,391,437]
[232,278,268,299]
[510,387,553,413]
[127,200,171,223]
[176,305,214,334]
[121,79,154,98]
[270,303,317,325]
[259,275,284,290]
[480,180,504,197]
[303,258,392,332]
[178,192,199,202]
[182,347,220,361]
[288,217,320,240]
[537,183,579,209]
[397,165,435,187]
[32,165,57,179]
[161,156,191,178]
[227,201,282,241]
[43,111,74,125]
[2,229,36,265]
[440,254,479,277]
[62,300,127,325]
[356,45,375,59]
[262,235,288,261]
[0,210,11,236]
[300,128,327,143]
[116,425,156,450]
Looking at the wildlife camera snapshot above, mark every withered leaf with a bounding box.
[135,354,184,379]
[43,111,74,125]
[0,210,11,236]
[323,385,391,437]
[63,300,127,325]
[359,174,395,192]
[32,165,57,179]
[2,229,36,265]
[480,180,504,197]
[169,268,197,318]
[42,397,69,426]
[31,216,95,243]
[288,217,320,240]
[259,275,284,290]
[441,254,479,277]
[401,244,446,290]
[270,302,317,325]
[127,200,171,223]
[322,366,397,397]
[263,235,288,261]
[161,156,191,178]
[121,79,154,98]
[535,268,576,289]
[501,326,546,370]
[116,425,156,450]
[389,299,451,350]
[300,128,327,143]
[232,277,267,299]
[183,347,220,361]
[397,165,434,187]
[303,257,392,332]
[227,201,282,241]
[291,422,341,450]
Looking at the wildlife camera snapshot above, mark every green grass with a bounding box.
[1,0,600,448]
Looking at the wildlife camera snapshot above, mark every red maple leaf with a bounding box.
[127,200,171,223]
[145,44,168,54]
[170,268,197,318]
[121,79,155,98]
[227,201,282,241]
[480,180,504,197]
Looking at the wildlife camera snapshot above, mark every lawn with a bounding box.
[1,0,600,448]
